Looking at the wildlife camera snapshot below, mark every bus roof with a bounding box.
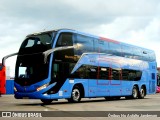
[26,28,155,53]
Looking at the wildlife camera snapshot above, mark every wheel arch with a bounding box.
[72,83,85,98]
[133,84,139,91]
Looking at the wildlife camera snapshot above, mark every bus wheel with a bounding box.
[41,99,53,104]
[138,86,146,99]
[68,86,81,103]
[131,86,138,99]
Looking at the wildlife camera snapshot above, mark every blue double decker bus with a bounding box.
[13,29,157,104]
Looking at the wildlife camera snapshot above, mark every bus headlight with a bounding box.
[37,84,48,91]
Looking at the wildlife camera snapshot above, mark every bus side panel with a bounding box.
[52,79,89,99]
[50,79,73,99]
[96,79,109,97]
[147,62,157,94]
[121,81,132,96]
[73,79,89,98]
[88,79,97,97]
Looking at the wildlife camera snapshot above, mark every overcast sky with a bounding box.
[0,0,160,76]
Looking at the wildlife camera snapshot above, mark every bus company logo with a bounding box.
[2,112,11,117]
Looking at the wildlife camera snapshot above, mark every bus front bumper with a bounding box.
[14,83,57,99]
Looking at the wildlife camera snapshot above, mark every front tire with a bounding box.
[68,86,81,103]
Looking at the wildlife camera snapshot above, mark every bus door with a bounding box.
[109,63,122,96]
[96,66,110,97]
[51,32,75,94]
[51,62,73,94]
[87,65,97,97]
[0,64,6,94]
[94,39,110,97]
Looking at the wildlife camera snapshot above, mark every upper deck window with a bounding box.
[19,32,55,55]
[22,33,53,49]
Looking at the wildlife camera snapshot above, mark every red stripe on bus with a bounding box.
[99,37,120,44]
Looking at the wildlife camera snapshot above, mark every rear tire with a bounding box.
[131,86,138,99]
[68,86,81,103]
[138,86,146,99]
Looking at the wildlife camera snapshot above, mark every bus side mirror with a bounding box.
[2,53,18,66]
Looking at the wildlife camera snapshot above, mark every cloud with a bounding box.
[84,16,160,66]
[1,0,159,28]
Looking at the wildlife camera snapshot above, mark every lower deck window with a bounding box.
[71,65,142,81]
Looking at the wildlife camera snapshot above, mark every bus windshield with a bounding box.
[15,32,56,86]
[19,32,54,54]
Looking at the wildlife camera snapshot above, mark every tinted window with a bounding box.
[108,42,122,56]
[19,32,53,55]
[70,65,87,79]
[56,33,73,47]
[148,51,156,61]
[99,67,109,79]
[152,73,155,80]
[94,39,109,53]
[55,33,74,62]
[132,47,143,60]
[50,62,75,93]
[93,39,99,52]
[122,69,142,81]
[74,34,94,55]
[122,45,133,58]
[51,62,74,81]
[70,65,98,79]
[112,68,121,80]
[71,65,142,81]
[22,33,52,49]
[86,65,98,79]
